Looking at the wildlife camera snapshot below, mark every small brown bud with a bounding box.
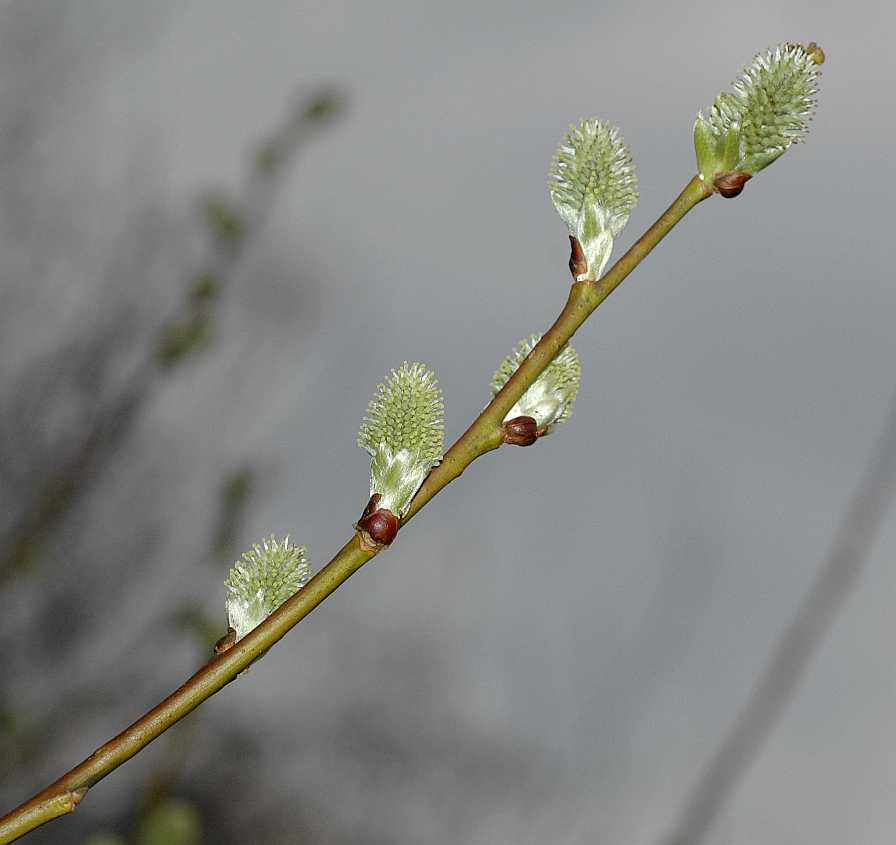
[355,494,400,549]
[713,171,752,198]
[214,627,237,654]
[568,235,588,279]
[502,415,538,447]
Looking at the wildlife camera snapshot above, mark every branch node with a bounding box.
[213,627,237,655]
[355,494,399,550]
[713,171,752,198]
[501,416,539,447]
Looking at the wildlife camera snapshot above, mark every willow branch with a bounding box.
[0,175,711,844]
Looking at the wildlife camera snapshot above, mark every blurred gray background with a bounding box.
[1,1,895,843]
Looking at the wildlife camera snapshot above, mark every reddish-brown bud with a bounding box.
[355,494,400,549]
[713,171,752,198]
[214,627,237,655]
[568,235,588,279]
[502,415,539,447]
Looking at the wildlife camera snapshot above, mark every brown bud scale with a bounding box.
[568,235,588,279]
[356,495,400,550]
[359,493,381,521]
[214,627,237,655]
[714,171,752,199]
[502,415,539,447]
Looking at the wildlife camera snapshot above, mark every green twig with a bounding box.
[0,175,711,844]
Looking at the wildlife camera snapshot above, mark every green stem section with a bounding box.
[0,175,710,844]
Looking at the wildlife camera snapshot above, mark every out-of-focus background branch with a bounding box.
[1,2,894,844]
[0,70,341,584]
[663,393,896,845]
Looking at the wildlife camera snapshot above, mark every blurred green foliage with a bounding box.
[212,466,255,562]
[155,311,213,369]
[135,799,201,845]
[199,193,246,248]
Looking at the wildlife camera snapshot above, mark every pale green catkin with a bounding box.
[225,536,311,640]
[358,362,444,516]
[549,119,639,281]
[492,335,581,433]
